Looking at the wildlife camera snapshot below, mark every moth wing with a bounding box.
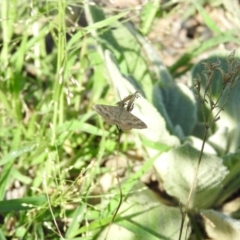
[117,124,133,131]
[93,105,121,125]
[94,104,147,130]
[118,111,147,130]
[129,113,147,129]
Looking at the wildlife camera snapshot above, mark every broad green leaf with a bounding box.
[201,209,240,240]
[127,22,173,85]
[0,229,6,240]
[104,50,180,148]
[207,127,229,156]
[85,4,153,100]
[154,82,197,137]
[227,126,240,155]
[110,21,153,101]
[214,152,240,205]
[154,143,229,208]
[126,27,197,137]
[94,182,189,240]
[185,135,217,155]
[191,54,240,153]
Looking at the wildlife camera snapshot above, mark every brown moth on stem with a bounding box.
[93,91,146,240]
[93,91,147,131]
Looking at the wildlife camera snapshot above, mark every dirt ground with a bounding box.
[101,0,239,68]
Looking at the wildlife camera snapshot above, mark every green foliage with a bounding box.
[1,1,240,240]
[94,182,189,240]
[155,143,229,208]
[192,54,240,153]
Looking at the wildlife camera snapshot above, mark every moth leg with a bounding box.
[116,91,138,106]
[117,95,131,106]
[117,101,126,109]
[117,91,140,112]
[127,102,134,112]
[126,91,140,112]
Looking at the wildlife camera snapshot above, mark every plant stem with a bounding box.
[51,0,67,145]
[179,126,208,240]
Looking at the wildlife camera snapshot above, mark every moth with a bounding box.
[93,91,147,131]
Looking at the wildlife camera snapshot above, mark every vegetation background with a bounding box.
[1,0,240,239]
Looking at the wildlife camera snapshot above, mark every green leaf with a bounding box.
[111,21,154,101]
[104,50,180,147]
[195,3,222,34]
[0,143,37,167]
[65,203,88,238]
[201,209,240,240]
[155,143,229,208]
[74,152,163,237]
[191,54,240,153]
[86,4,154,100]
[0,195,47,212]
[208,127,229,155]
[0,229,7,240]
[154,82,197,137]
[127,21,173,85]
[94,182,189,240]
[140,0,160,35]
[124,28,197,137]
[186,135,217,155]
[0,162,13,201]
[215,152,240,205]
